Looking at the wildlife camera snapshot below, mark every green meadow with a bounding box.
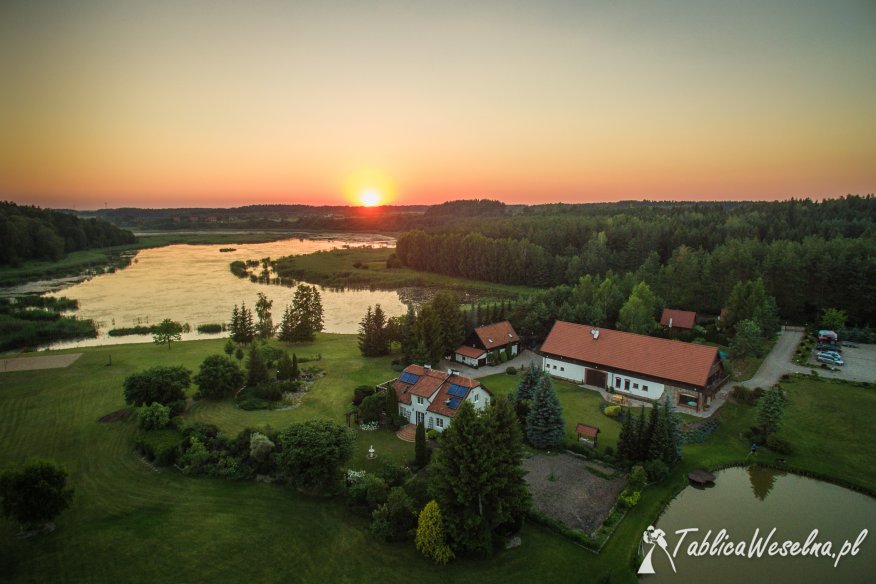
[1,336,872,583]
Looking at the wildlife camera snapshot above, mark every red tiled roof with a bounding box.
[540,321,718,388]
[474,321,519,350]
[576,423,599,438]
[454,345,486,359]
[393,365,489,418]
[427,374,484,417]
[660,309,697,330]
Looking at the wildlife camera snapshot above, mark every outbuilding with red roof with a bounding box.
[660,308,697,331]
[454,320,520,367]
[540,321,727,412]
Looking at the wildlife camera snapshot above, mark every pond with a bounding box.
[645,467,875,583]
[30,234,412,349]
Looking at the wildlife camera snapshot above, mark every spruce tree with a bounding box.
[277,352,293,381]
[278,305,294,342]
[230,305,241,342]
[372,304,389,355]
[484,395,530,533]
[644,404,659,461]
[617,408,636,461]
[358,306,374,356]
[415,423,428,468]
[291,353,300,379]
[400,305,417,365]
[661,394,682,464]
[647,403,671,463]
[429,402,493,555]
[240,302,255,343]
[246,344,269,386]
[525,373,565,450]
[515,363,540,403]
[634,406,648,462]
[385,383,399,425]
[758,386,787,437]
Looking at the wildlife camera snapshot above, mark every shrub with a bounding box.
[353,384,376,406]
[194,355,244,399]
[135,429,183,466]
[375,460,411,487]
[196,323,223,334]
[628,465,647,490]
[0,458,74,529]
[237,396,272,411]
[617,488,641,509]
[276,420,355,492]
[506,366,517,375]
[766,434,794,455]
[603,405,621,418]
[732,385,754,405]
[426,429,439,441]
[371,487,417,542]
[249,432,275,463]
[643,459,669,483]
[359,394,384,423]
[136,402,171,430]
[252,383,283,401]
[347,474,388,509]
[123,366,191,407]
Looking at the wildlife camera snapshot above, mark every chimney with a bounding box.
[591,328,599,340]
[424,364,431,370]
[668,317,673,328]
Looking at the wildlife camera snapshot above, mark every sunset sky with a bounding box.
[1,0,874,209]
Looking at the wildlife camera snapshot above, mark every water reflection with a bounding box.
[748,465,786,501]
[39,236,409,349]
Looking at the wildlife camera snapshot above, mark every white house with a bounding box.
[539,321,727,412]
[393,365,492,432]
[453,320,520,367]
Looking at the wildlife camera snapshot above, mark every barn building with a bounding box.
[539,321,727,412]
[660,308,697,331]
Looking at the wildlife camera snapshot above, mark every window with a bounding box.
[633,383,639,389]
[560,367,565,372]
[428,416,434,428]
[615,377,621,388]
[417,396,424,405]
[436,418,444,428]
[642,385,648,392]
[624,379,630,391]
[553,365,557,370]
[474,393,479,403]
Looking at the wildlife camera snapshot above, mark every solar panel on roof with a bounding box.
[447,397,462,409]
[447,384,468,397]
[400,372,420,384]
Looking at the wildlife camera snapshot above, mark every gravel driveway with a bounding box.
[742,328,809,388]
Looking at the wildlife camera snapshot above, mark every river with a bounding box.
[27,234,410,349]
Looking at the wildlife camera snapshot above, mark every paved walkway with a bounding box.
[741,327,808,389]
[438,349,540,379]
[0,353,82,373]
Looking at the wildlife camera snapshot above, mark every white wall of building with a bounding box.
[454,353,483,367]
[542,355,665,400]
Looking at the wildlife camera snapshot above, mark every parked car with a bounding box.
[817,350,843,360]
[816,354,844,366]
[843,342,859,348]
[817,343,843,353]
[818,330,838,342]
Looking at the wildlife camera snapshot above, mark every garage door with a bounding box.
[585,368,607,388]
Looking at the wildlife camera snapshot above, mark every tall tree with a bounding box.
[514,363,541,404]
[416,501,455,565]
[617,408,637,461]
[820,307,847,332]
[525,373,565,449]
[399,305,418,366]
[246,344,270,386]
[484,395,530,534]
[276,351,294,381]
[0,458,74,532]
[415,423,428,468]
[276,420,354,492]
[194,355,244,398]
[617,281,660,334]
[731,319,763,358]
[285,284,325,342]
[152,318,183,350]
[255,292,274,339]
[758,386,787,438]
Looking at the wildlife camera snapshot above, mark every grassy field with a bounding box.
[271,247,539,298]
[1,336,873,583]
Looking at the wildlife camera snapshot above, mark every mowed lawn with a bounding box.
[0,337,634,584]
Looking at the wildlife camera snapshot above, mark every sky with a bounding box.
[1,0,875,209]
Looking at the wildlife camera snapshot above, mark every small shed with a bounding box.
[575,423,600,447]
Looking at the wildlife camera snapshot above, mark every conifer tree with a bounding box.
[661,394,682,464]
[400,305,417,365]
[230,305,242,342]
[277,305,294,342]
[416,501,455,565]
[415,423,428,468]
[277,351,293,381]
[525,372,565,449]
[385,383,399,425]
[246,344,269,386]
[372,304,389,355]
[358,306,374,356]
[514,363,540,404]
[291,353,300,379]
[634,406,648,461]
[647,403,671,463]
[240,302,255,343]
[484,395,530,533]
[758,386,787,437]
[617,408,636,461]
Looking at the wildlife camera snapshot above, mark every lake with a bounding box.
[645,467,875,583]
[32,234,410,349]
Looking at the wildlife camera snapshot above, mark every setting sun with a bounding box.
[359,189,381,207]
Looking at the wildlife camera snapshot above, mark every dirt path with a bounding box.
[0,353,82,373]
[742,328,808,388]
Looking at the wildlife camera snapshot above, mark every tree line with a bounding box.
[396,196,876,325]
[0,201,136,265]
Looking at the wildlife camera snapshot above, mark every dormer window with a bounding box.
[417,396,424,405]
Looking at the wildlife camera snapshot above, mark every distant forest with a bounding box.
[395,197,876,326]
[0,202,136,265]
